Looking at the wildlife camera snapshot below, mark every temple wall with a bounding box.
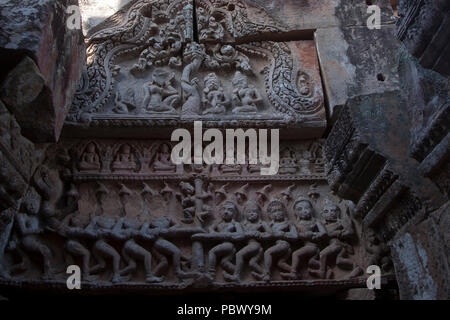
[0,0,448,300]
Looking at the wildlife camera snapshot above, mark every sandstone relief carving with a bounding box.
[67,0,325,134]
[69,139,326,179]
[0,139,368,288]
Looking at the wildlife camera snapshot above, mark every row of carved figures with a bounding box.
[112,69,264,116]
[77,141,324,175]
[2,197,363,284]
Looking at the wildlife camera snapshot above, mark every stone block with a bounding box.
[196,0,396,43]
[0,0,85,142]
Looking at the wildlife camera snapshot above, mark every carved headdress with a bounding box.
[266,198,287,218]
[204,72,221,92]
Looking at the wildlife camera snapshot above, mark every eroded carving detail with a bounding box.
[1,139,364,288]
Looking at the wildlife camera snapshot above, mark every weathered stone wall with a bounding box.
[324,0,449,300]
[0,0,447,300]
[0,0,85,142]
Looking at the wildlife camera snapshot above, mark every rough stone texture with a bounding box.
[0,0,85,142]
[391,209,450,300]
[196,0,395,42]
[315,24,401,122]
[397,0,450,76]
[0,101,45,278]
[315,28,354,122]
[79,0,135,36]
[323,0,449,301]
[397,40,449,199]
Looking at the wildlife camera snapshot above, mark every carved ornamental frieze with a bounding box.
[67,0,325,135]
[0,139,372,291]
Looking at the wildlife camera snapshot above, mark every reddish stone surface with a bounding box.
[0,0,85,142]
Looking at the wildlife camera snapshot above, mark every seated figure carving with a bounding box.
[278,148,298,174]
[153,143,176,173]
[199,17,224,41]
[203,73,229,115]
[79,143,101,171]
[143,69,181,113]
[231,72,263,114]
[112,144,136,171]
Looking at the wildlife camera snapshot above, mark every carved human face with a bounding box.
[153,70,167,86]
[323,204,340,222]
[245,205,260,223]
[233,72,248,89]
[87,143,96,153]
[205,74,219,90]
[269,204,286,222]
[222,202,237,221]
[294,200,313,220]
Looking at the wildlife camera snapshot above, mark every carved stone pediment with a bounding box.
[67,0,326,137]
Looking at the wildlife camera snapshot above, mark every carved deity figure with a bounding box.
[311,200,362,279]
[205,201,243,280]
[179,182,196,224]
[181,43,205,115]
[84,204,125,283]
[111,214,163,283]
[299,150,312,174]
[143,69,181,113]
[217,45,252,73]
[112,144,137,171]
[59,185,96,281]
[259,200,297,282]
[231,72,263,114]
[131,28,182,73]
[281,198,326,280]
[224,201,270,282]
[153,143,176,173]
[140,216,191,281]
[279,148,298,174]
[203,73,229,115]
[15,211,55,280]
[79,143,101,171]
[33,164,63,220]
[200,17,225,41]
